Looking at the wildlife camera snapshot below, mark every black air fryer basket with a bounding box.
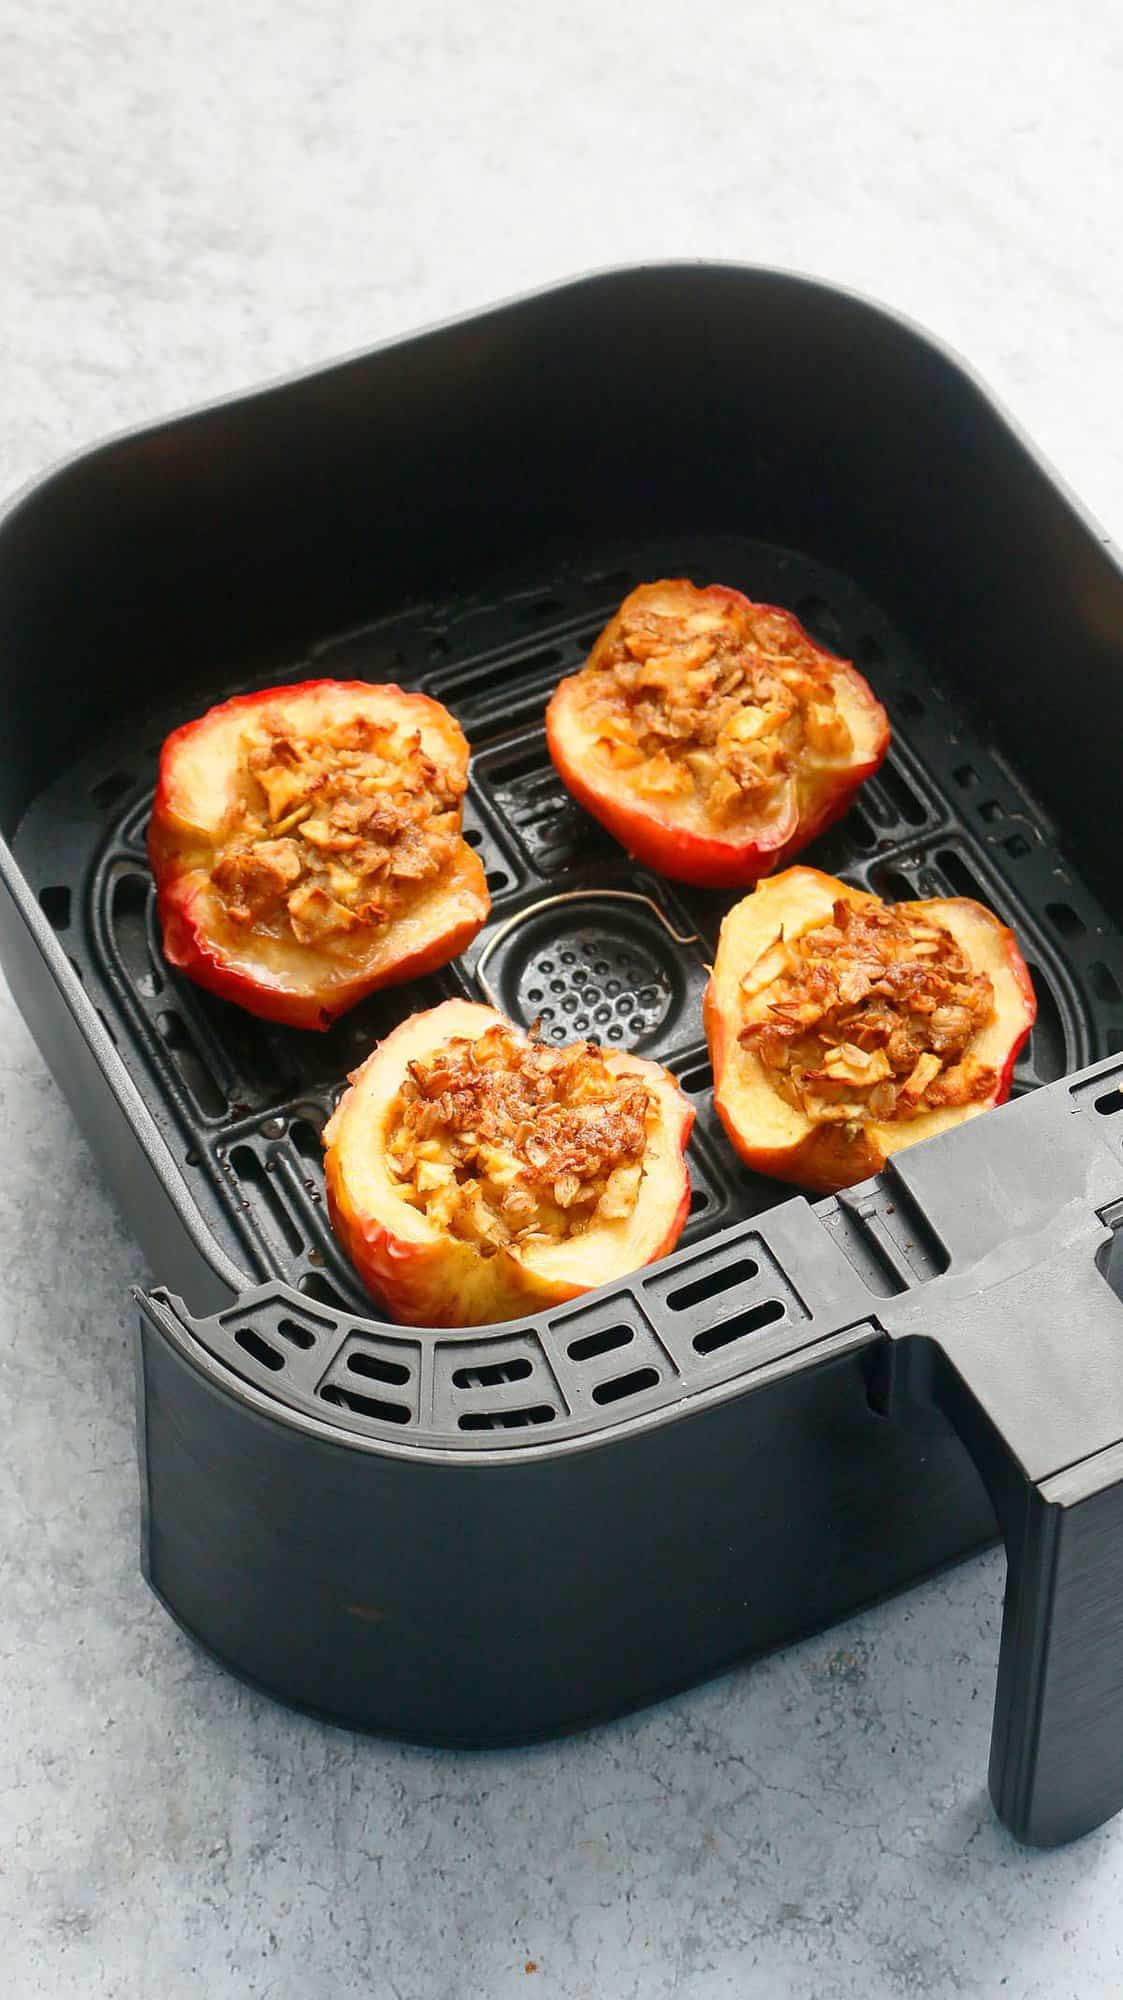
[5,265,1123,1849]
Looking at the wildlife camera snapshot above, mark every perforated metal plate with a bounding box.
[14,531,1123,1443]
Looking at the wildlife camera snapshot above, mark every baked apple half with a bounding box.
[148,681,489,1030]
[546,580,890,888]
[323,999,694,1326]
[704,867,1036,1193]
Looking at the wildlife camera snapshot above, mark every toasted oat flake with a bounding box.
[738,897,998,1125]
[575,591,854,824]
[211,712,465,943]
[386,1024,654,1251]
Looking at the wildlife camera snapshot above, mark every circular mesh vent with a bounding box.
[513,924,675,1049]
[481,896,689,1053]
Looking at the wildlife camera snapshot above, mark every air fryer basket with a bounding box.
[4,264,1123,1848]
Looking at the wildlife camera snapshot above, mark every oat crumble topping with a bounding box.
[578,592,854,823]
[738,898,997,1126]
[386,1023,654,1252]
[210,712,465,944]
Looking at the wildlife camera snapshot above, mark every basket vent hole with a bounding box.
[453,1356,533,1389]
[1047,901,1085,941]
[111,869,163,998]
[459,1405,555,1430]
[936,849,990,903]
[666,1257,760,1312]
[979,799,1004,824]
[39,885,71,930]
[567,1323,633,1362]
[298,1272,350,1310]
[693,1298,786,1355]
[230,1145,303,1252]
[322,1383,411,1424]
[857,634,886,670]
[90,770,133,811]
[158,1010,226,1117]
[275,1317,316,1351]
[844,805,877,853]
[953,763,979,790]
[463,826,483,848]
[234,1326,284,1372]
[678,1060,713,1096]
[486,870,511,894]
[1096,1088,1123,1115]
[1091,962,1123,1006]
[347,1349,411,1385]
[289,1117,325,1168]
[592,1367,661,1406]
[873,866,918,905]
[895,690,925,720]
[874,762,928,828]
[689,1187,710,1215]
[1005,832,1031,859]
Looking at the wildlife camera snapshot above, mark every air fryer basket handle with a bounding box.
[881,1192,1123,1847]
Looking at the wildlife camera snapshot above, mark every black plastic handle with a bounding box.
[878,1086,1123,1845]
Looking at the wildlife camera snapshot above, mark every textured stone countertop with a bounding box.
[3,4,1123,1994]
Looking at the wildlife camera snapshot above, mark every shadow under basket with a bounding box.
[5,265,1123,1847]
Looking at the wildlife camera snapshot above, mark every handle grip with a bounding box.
[878,1091,1123,1846]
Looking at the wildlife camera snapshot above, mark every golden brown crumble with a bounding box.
[578,594,853,823]
[211,713,465,944]
[738,898,997,1126]
[386,1023,654,1253]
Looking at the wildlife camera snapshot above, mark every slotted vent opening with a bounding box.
[459,1405,555,1430]
[275,1317,316,1351]
[39,885,71,930]
[452,1356,533,1389]
[936,848,992,905]
[693,1298,786,1355]
[1091,963,1122,1007]
[592,1367,661,1406]
[1047,901,1085,940]
[229,1146,304,1252]
[347,1349,411,1385]
[678,1059,713,1095]
[298,1272,351,1310]
[666,1258,760,1312]
[567,1324,634,1362]
[872,759,928,828]
[158,1010,226,1117]
[321,1384,411,1424]
[110,869,163,998]
[234,1326,284,1372]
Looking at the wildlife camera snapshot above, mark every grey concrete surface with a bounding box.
[3,3,1123,1994]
